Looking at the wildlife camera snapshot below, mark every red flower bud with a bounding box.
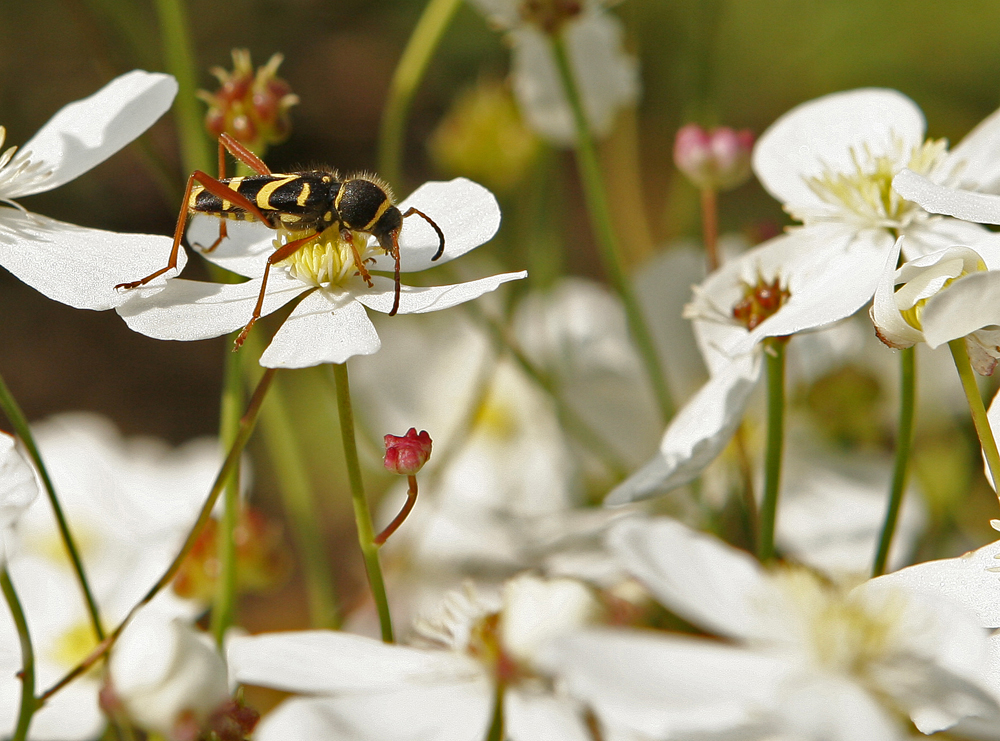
[383,428,432,475]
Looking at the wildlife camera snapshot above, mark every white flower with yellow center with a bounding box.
[228,573,601,741]
[116,178,525,368]
[0,413,222,740]
[0,71,180,310]
[539,518,1000,739]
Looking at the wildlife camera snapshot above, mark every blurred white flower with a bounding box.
[539,517,1000,739]
[229,573,600,741]
[0,70,181,310]
[108,605,230,740]
[116,178,525,368]
[0,432,38,564]
[469,0,639,144]
[0,413,225,740]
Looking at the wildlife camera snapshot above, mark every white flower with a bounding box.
[116,178,525,368]
[607,88,1000,504]
[871,237,1000,375]
[468,0,639,144]
[0,71,181,310]
[538,517,1000,739]
[109,606,230,740]
[0,413,224,740]
[229,573,600,741]
[0,432,38,564]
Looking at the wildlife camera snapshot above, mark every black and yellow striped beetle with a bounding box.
[116,133,445,349]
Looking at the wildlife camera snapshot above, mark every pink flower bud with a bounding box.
[674,124,754,191]
[384,428,432,475]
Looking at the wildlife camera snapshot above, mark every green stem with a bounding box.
[2,569,36,741]
[246,341,340,629]
[700,187,719,273]
[210,348,244,646]
[40,369,276,703]
[949,339,1000,503]
[548,32,675,425]
[153,0,213,174]
[0,373,105,642]
[484,682,505,741]
[757,338,787,562]
[330,363,393,643]
[872,346,916,577]
[377,0,465,189]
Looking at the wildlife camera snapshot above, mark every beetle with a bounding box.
[116,133,445,348]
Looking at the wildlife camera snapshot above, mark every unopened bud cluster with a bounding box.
[199,49,299,151]
[384,428,433,475]
[674,124,754,191]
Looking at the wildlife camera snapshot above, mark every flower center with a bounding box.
[731,275,790,330]
[273,225,377,288]
[804,137,947,228]
[895,256,980,331]
[52,620,102,674]
[773,568,903,682]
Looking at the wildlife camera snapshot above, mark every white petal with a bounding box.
[186,215,273,279]
[870,237,922,348]
[0,207,184,310]
[868,539,1000,629]
[775,674,905,741]
[722,224,892,357]
[505,690,590,741]
[0,433,37,531]
[900,217,993,260]
[356,271,526,315]
[941,104,1000,193]
[116,272,307,341]
[921,270,1000,348]
[604,351,762,503]
[6,71,177,199]
[228,630,483,692]
[894,168,1000,224]
[253,681,493,741]
[259,291,380,368]
[366,178,502,273]
[536,628,792,738]
[754,89,925,212]
[606,517,774,640]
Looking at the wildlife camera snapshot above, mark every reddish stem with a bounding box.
[374,475,419,546]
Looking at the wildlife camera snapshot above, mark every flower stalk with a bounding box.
[330,363,394,642]
[2,568,36,741]
[548,31,675,425]
[378,0,465,189]
[0,371,105,642]
[872,346,916,577]
[757,337,787,562]
[949,339,1000,504]
[40,368,276,703]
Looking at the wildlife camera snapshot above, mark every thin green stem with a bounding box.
[40,369,276,703]
[377,0,465,189]
[949,339,1000,504]
[0,372,105,642]
[484,682,505,741]
[872,346,916,577]
[210,348,244,646]
[330,363,393,643]
[2,569,36,741]
[757,338,787,562]
[154,0,212,174]
[548,32,674,425]
[246,340,340,629]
